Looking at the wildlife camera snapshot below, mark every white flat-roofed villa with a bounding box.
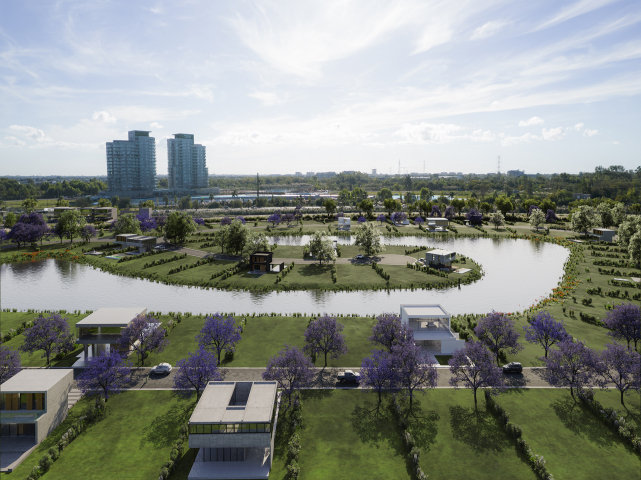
[72,307,147,368]
[425,249,456,269]
[337,217,351,230]
[114,233,157,252]
[427,217,448,232]
[400,304,465,355]
[188,381,279,480]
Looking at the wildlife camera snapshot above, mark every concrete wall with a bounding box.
[36,370,73,444]
[190,433,271,449]
[440,338,466,355]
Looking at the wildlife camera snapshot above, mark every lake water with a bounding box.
[1,236,568,316]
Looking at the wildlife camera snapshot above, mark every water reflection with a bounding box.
[2,237,568,315]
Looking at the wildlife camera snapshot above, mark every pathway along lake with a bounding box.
[1,236,568,315]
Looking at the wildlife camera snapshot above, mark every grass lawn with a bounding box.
[6,391,195,480]
[495,389,640,480]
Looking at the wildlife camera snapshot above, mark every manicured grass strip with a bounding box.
[495,389,640,480]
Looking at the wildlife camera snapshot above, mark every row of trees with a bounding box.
[0,211,97,247]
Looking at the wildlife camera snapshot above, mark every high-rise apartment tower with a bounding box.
[167,134,208,189]
[106,131,157,192]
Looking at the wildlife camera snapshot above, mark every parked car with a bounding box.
[502,362,522,374]
[337,370,360,384]
[417,258,426,264]
[150,363,172,375]
[153,245,166,250]
[355,254,364,259]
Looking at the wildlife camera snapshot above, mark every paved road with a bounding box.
[274,254,417,266]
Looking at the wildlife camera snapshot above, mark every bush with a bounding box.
[38,454,53,472]
[48,446,60,461]
[287,460,300,479]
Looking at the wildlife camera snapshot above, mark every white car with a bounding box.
[150,363,172,375]
[355,254,365,259]
[153,245,166,250]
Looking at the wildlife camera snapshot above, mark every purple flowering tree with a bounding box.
[155,215,167,234]
[220,217,232,226]
[81,224,97,242]
[196,313,242,364]
[449,340,505,408]
[523,311,570,358]
[303,315,348,368]
[335,212,345,220]
[360,350,397,403]
[118,314,169,366]
[369,313,413,352]
[0,345,21,384]
[283,213,295,227]
[262,344,315,409]
[173,349,222,399]
[528,205,540,216]
[431,205,441,217]
[77,351,132,402]
[19,314,75,365]
[267,213,281,227]
[376,214,386,225]
[594,342,641,406]
[414,217,424,227]
[444,206,455,223]
[7,212,47,247]
[391,212,407,224]
[235,216,246,225]
[603,303,641,351]
[193,217,206,226]
[465,208,482,225]
[543,340,597,399]
[357,216,366,224]
[391,341,438,407]
[545,209,558,223]
[474,312,524,366]
[137,211,157,232]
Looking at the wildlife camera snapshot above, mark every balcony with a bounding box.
[77,333,122,345]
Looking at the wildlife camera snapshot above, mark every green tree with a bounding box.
[629,231,641,268]
[489,211,505,230]
[163,195,170,206]
[611,202,626,226]
[118,197,132,209]
[56,197,70,207]
[323,199,337,218]
[97,198,111,207]
[179,196,191,210]
[4,212,17,227]
[307,231,336,265]
[164,211,197,245]
[22,197,38,213]
[617,217,641,247]
[140,200,155,208]
[224,219,250,255]
[58,209,86,243]
[529,209,545,231]
[450,198,466,216]
[354,222,385,256]
[338,189,351,205]
[377,188,393,202]
[419,187,432,201]
[494,195,514,216]
[416,200,430,219]
[570,205,597,237]
[539,198,556,213]
[479,202,492,214]
[241,232,270,263]
[596,202,614,228]
[113,213,142,235]
[630,203,641,215]
[466,197,478,210]
[352,187,367,203]
[358,199,374,218]
[383,198,399,216]
[109,196,119,207]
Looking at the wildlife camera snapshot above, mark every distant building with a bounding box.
[507,170,525,177]
[294,172,303,177]
[573,193,591,200]
[315,172,336,179]
[372,169,377,175]
[167,134,208,189]
[106,131,158,193]
[305,172,314,177]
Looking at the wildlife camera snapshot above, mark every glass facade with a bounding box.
[0,423,36,437]
[1,393,45,411]
[189,423,270,434]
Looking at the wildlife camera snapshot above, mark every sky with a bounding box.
[0,0,640,176]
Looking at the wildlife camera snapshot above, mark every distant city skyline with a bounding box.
[1,1,640,176]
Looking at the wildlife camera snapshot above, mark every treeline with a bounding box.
[0,178,107,200]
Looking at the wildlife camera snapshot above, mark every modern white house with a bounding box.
[73,307,147,368]
[114,233,157,252]
[337,217,351,231]
[400,304,465,355]
[427,217,449,232]
[425,249,456,269]
[188,381,279,480]
[1,369,74,471]
[589,228,616,243]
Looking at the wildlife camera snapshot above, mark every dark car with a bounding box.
[337,370,360,384]
[502,362,522,374]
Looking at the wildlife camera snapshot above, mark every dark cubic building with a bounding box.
[106,130,157,193]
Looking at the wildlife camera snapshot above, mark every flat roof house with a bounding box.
[425,249,456,269]
[114,233,157,252]
[1,369,73,470]
[400,304,465,355]
[337,217,351,231]
[53,206,117,223]
[589,228,616,243]
[188,381,279,480]
[73,307,147,368]
[427,217,449,232]
[249,252,284,274]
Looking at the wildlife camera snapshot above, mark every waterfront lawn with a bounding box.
[496,388,640,480]
[297,390,410,480]
[169,260,236,283]
[8,391,194,480]
[411,389,537,480]
[279,263,335,289]
[335,263,390,288]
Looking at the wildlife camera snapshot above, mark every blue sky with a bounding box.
[1,0,640,176]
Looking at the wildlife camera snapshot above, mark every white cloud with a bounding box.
[471,20,508,40]
[613,141,620,144]
[393,122,462,144]
[4,135,26,146]
[501,133,542,146]
[470,129,496,142]
[150,122,163,129]
[518,117,544,127]
[542,127,566,141]
[583,129,598,136]
[9,125,49,142]
[574,123,585,131]
[248,91,287,106]
[533,0,620,32]
[91,111,117,123]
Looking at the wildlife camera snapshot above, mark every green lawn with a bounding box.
[495,389,641,480]
[6,391,195,480]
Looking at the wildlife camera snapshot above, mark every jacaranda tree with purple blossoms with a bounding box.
[197,313,242,364]
[360,349,396,404]
[357,216,366,224]
[235,216,246,225]
[303,315,348,368]
[137,211,157,232]
[603,303,641,351]
[466,208,483,225]
[369,313,413,352]
[220,216,232,227]
[431,205,441,217]
[20,314,75,365]
[193,217,205,226]
[7,212,47,247]
[173,349,222,400]
[81,224,97,242]
[118,314,169,366]
[545,209,558,223]
[77,351,132,402]
[391,341,438,407]
[523,311,570,358]
[155,215,167,234]
[0,345,21,384]
[528,205,540,216]
[391,212,407,224]
[543,339,597,399]
[267,213,281,227]
[376,214,386,225]
[474,311,524,366]
[414,217,424,226]
[449,340,505,408]
[262,344,315,409]
[444,206,455,223]
[593,342,641,406]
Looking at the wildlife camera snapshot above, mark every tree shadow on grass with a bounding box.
[350,398,401,450]
[402,398,439,454]
[449,405,511,455]
[295,264,332,277]
[139,398,196,450]
[551,396,627,449]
